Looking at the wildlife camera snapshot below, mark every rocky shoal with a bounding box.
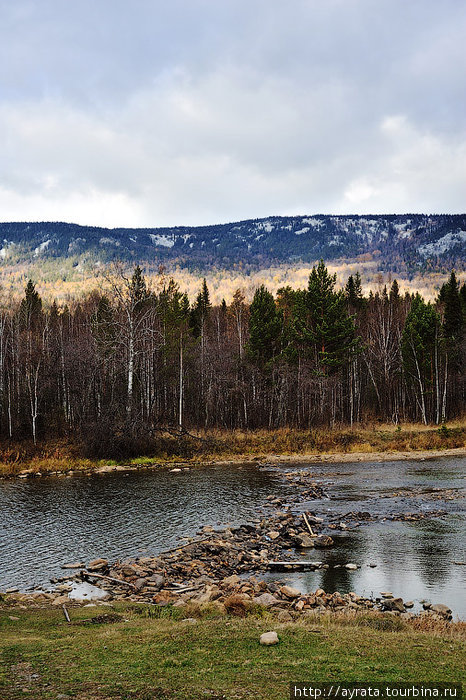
[1,468,454,621]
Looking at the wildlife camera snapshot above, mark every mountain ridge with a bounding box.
[1,213,465,273]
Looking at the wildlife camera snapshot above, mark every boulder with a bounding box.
[146,574,164,590]
[313,535,334,548]
[280,585,301,599]
[253,593,280,608]
[383,597,405,613]
[430,603,452,618]
[345,563,358,570]
[260,631,279,646]
[295,534,315,548]
[222,574,240,587]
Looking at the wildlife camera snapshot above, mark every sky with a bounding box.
[0,0,465,228]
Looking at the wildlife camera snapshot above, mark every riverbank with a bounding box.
[1,602,464,699]
[0,422,465,478]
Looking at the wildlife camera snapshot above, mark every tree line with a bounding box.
[0,262,464,455]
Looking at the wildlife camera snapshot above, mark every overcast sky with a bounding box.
[0,0,465,228]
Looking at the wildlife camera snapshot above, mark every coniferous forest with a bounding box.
[0,261,464,456]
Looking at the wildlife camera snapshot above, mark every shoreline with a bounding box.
[2,445,465,480]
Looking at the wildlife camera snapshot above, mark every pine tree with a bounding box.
[441,271,463,341]
[300,260,358,374]
[345,273,363,308]
[19,280,42,329]
[389,279,400,304]
[189,279,211,338]
[246,285,282,368]
[402,295,440,424]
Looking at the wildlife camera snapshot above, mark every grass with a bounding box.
[0,421,465,478]
[0,603,465,699]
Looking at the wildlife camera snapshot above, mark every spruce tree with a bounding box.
[246,285,282,368]
[301,260,358,374]
[19,280,42,329]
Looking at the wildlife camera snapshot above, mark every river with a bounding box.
[1,456,464,617]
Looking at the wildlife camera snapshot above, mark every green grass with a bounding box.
[1,603,464,699]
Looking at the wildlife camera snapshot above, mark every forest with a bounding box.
[0,261,464,457]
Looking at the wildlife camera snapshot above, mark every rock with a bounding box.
[146,574,164,590]
[87,558,108,572]
[315,588,325,597]
[8,616,20,620]
[260,631,279,646]
[380,591,393,597]
[430,603,452,618]
[295,534,315,548]
[170,468,182,472]
[267,531,280,540]
[314,535,334,548]
[52,595,70,606]
[253,593,280,608]
[222,574,240,587]
[277,610,293,622]
[404,601,414,608]
[345,563,358,570]
[383,597,405,613]
[5,587,19,594]
[280,585,301,599]
[61,562,85,569]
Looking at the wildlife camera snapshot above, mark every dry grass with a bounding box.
[0,420,464,478]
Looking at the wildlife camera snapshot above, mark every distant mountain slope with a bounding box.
[0,214,465,272]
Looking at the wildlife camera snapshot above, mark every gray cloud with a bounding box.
[0,0,465,226]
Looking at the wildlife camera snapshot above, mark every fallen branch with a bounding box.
[81,570,137,590]
[303,512,316,537]
[266,560,320,569]
[62,605,71,623]
[163,585,203,594]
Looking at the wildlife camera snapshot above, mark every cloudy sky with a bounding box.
[1,0,465,227]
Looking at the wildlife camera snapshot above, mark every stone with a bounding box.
[170,468,182,472]
[253,593,280,608]
[61,562,85,569]
[260,631,279,646]
[430,604,452,618]
[296,534,315,548]
[280,585,301,599]
[222,574,240,587]
[87,558,108,572]
[267,531,280,540]
[383,597,405,613]
[146,574,164,590]
[5,587,19,594]
[380,591,393,597]
[313,535,334,548]
[404,601,414,608]
[345,563,358,570]
[277,610,293,622]
[52,595,70,606]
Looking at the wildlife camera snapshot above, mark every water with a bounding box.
[0,457,464,617]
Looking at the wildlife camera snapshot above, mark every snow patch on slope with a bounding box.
[34,239,51,256]
[148,233,174,248]
[418,230,466,256]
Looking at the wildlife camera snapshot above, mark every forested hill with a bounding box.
[0,214,465,272]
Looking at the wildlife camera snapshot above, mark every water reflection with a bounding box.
[1,457,464,617]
